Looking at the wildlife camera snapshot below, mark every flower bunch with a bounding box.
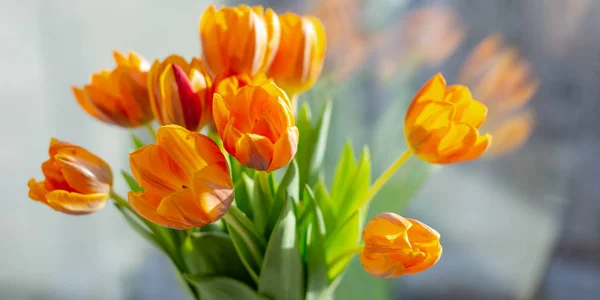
[26,4,492,299]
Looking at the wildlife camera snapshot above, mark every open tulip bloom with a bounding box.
[26,4,495,300]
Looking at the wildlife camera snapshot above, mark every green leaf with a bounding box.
[258,197,304,300]
[325,212,361,281]
[304,187,330,300]
[223,206,266,284]
[313,179,336,236]
[265,160,299,236]
[185,275,267,300]
[297,101,332,189]
[121,170,142,192]
[131,133,145,150]
[182,232,253,285]
[335,146,371,223]
[330,142,357,202]
[234,173,255,220]
[253,172,274,236]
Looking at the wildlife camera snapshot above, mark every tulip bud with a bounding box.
[72,51,153,128]
[360,213,442,278]
[404,73,492,164]
[28,139,113,215]
[213,82,299,172]
[268,13,327,96]
[148,55,212,131]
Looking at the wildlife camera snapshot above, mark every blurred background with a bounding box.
[2,0,599,299]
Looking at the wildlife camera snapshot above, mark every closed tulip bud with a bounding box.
[128,125,234,230]
[360,213,442,278]
[72,51,153,128]
[28,139,113,215]
[148,55,212,131]
[199,5,280,77]
[405,73,492,164]
[213,82,299,172]
[268,13,327,96]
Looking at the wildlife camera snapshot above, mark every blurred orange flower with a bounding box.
[458,34,539,155]
[213,82,299,172]
[268,13,327,96]
[311,0,367,81]
[72,51,153,128]
[360,213,442,278]
[148,55,212,132]
[28,139,113,215]
[405,73,492,164]
[199,5,280,77]
[376,6,465,80]
[128,125,233,230]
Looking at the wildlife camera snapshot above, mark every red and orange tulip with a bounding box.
[268,13,327,96]
[128,125,234,230]
[148,55,212,132]
[72,51,153,128]
[199,5,280,77]
[404,73,492,164]
[213,82,299,172]
[28,139,113,215]
[360,213,442,278]
[458,34,539,155]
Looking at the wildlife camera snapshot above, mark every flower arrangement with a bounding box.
[26,4,497,299]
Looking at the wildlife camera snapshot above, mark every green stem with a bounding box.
[327,245,365,269]
[145,123,156,141]
[363,149,412,206]
[110,190,129,208]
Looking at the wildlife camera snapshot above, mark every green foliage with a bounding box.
[258,197,304,300]
[296,101,332,190]
[186,275,268,300]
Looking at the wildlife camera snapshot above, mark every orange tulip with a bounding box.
[404,73,492,164]
[28,139,113,215]
[268,13,327,96]
[72,51,153,128]
[360,213,442,278]
[458,34,539,155]
[212,73,271,101]
[213,82,299,172]
[148,55,212,131]
[128,125,234,230]
[199,5,280,77]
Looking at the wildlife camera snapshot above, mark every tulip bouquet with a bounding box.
[26,4,493,300]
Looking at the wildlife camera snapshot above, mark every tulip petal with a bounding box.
[412,73,446,104]
[268,126,299,172]
[129,191,193,229]
[129,144,188,195]
[157,125,228,176]
[451,133,492,163]
[236,134,274,171]
[193,165,234,222]
[156,188,210,228]
[45,190,108,215]
[359,252,405,279]
[72,87,113,124]
[487,111,533,155]
[54,147,112,194]
[28,178,49,202]
[436,123,479,157]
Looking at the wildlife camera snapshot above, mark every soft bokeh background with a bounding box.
[2,0,599,299]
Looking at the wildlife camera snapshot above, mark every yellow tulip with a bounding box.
[360,213,442,278]
[405,73,492,164]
